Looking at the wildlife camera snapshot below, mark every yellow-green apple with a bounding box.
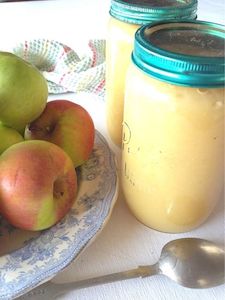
[0,122,24,155]
[24,100,95,168]
[0,140,77,231]
[0,52,48,133]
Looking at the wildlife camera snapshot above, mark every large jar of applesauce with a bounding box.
[106,0,198,146]
[122,21,225,233]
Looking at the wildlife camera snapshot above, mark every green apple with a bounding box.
[0,140,77,231]
[0,122,24,155]
[0,52,48,133]
[24,99,95,168]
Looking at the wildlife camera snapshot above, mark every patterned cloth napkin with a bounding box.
[13,39,106,97]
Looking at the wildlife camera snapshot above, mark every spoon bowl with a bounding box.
[158,238,225,288]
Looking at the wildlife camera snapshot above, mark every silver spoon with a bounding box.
[17,238,225,299]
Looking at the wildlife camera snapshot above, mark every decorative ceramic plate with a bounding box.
[0,131,118,300]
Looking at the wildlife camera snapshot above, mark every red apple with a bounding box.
[24,100,95,168]
[0,140,77,231]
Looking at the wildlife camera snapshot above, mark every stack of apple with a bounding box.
[0,52,95,231]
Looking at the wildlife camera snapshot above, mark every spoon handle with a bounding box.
[61,264,158,290]
[19,264,158,299]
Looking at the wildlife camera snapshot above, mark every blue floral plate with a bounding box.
[0,131,118,300]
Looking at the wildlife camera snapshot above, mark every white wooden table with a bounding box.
[0,1,224,299]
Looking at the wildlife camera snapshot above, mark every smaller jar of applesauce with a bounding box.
[122,21,225,233]
[106,0,198,146]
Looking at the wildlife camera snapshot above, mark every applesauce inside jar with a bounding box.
[106,0,197,146]
[122,21,225,233]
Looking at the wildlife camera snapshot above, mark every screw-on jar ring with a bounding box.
[132,20,225,87]
[110,0,198,24]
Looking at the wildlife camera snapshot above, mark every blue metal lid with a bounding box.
[110,0,197,24]
[132,20,225,87]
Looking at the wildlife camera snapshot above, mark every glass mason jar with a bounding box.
[122,21,225,233]
[106,0,198,146]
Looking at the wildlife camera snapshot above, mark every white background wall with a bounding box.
[0,0,224,51]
